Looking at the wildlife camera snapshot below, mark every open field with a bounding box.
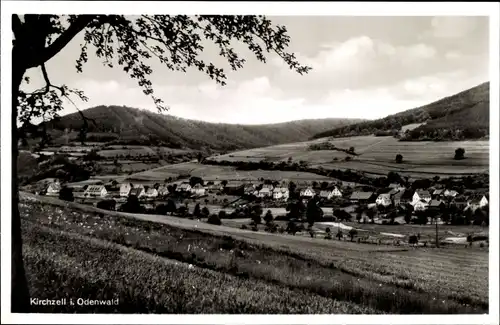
[20,192,488,313]
[24,223,368,313]
[210,135,489,178]
[124,161,336,182]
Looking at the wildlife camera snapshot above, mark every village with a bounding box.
[33,172,490,229]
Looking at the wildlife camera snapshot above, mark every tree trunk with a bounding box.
[11,57,30,312]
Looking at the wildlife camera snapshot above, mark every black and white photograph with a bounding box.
[1,1,499,324]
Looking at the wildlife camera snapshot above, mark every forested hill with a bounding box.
[311,82,490,141]
[43,105,363,151]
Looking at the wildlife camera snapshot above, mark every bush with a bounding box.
[58,186,74,202]
[207,214,222,226]
[395,154,403,164]
[348,228,358,242]
[454,148,465,160]
[97,199,116,211]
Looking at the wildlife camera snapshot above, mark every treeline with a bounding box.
[400,124,488,141]
[308,142,359,156]
[204,159,396,188]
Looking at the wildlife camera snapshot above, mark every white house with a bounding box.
[412,190,431,206]
[144,187,158,199]
[119,183,132,197]
[272,187,289,200]
[413,200,429,211]
[46,181,61,196]
[376,193,392,207]
[191,184,206,196]
[319,187,342,200]
[157,185,169,197]
[467,195,489,211]
[262,184,274,191]
[258,187,272,198]
[444,189,458,198]
[177,183,192,192]
[84,185,107,198]
[300,187,316,198]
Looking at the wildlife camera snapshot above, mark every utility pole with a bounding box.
[435,215,439,248]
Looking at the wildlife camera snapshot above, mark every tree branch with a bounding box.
[12,14,23,42]
[26,15,95,68]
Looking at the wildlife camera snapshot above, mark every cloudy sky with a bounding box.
[23,16,489,124]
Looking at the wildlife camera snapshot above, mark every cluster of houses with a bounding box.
[348,183,489,213]
[41,177,488,214]
[43,179,208,200]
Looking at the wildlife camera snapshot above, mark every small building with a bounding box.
[350,192,374,203]
[191,184,206,196]
[413,200,429,211]
[262,184,274,191]
[319,187,342,200]
[157,185,170,197]
[129,187,144,198]
[273,187,289,200]
[46,181,62,196]
[258,187,272,198]
[120,183,132,197]
[412,190,431,206]
[300,187,316,198]
[84,185,107,198]
[467,195,489,211]
[144,187,158,199]
[177,183,192,192]
[444,189,458,198]
[432,189,445,199]
[376,193,392,207]
[428,199,445,211]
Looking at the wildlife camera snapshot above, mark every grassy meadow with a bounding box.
[210,135,489,178]
[124,161,335,183]
[20,194,488,314]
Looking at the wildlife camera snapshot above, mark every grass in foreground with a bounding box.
[20,199,488,314]
[24,223,373,313]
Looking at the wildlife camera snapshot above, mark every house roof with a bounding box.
[319,190,331,197]
[130,188,143,196]
[86,185,105,193]
[350,192,374,200]
[192,184,205,189]
[273,187,288,193]
[259,188,271,193]
[416,190,431,198]
[178,183,191,189]
[47,182,61,190]
[469,194,487,205]
[429,199,444,207]
[445,189,458,196]
[145,188,158,194]
[377,193,391,199]
[388,183,401,188]
[433,189,444,195]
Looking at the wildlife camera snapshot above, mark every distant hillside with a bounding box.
[42,105,363,151]
[312,82,490,141]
